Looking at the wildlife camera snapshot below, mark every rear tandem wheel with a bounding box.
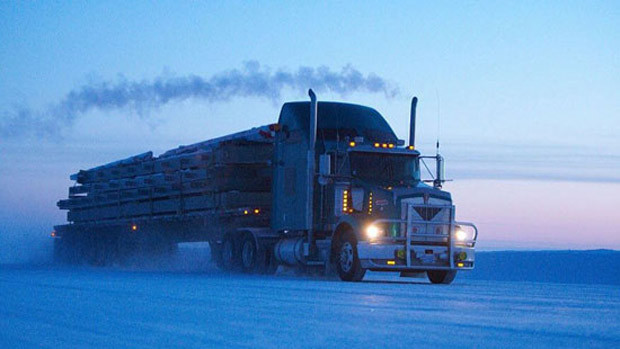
[218,235,240,271]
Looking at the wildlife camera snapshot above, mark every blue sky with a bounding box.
[0,1,618,252]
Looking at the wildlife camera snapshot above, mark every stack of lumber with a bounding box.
[58,125,276,223]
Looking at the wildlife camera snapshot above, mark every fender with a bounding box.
[235,227,275,247]
[335,216,363,240]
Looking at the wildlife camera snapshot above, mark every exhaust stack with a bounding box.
[306,89,317,234]
[308,89,318,152]
[409,96,418,148]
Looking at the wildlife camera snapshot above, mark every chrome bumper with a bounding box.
[357,219,478,271]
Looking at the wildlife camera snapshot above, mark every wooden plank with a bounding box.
[183,195,216,211]
[219,191,272,209]
[152,198,180,214]
[121,201,151,217]
[214,143,273,164]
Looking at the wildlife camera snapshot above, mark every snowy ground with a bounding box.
[1,248,619,348]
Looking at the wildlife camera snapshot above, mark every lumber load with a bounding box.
[59,125,276,223]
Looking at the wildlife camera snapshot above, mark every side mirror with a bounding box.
[434,154,445,189]
[319,154,331,176]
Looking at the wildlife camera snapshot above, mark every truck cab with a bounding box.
[272,96,477,283]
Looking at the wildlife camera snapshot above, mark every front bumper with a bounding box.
[358,242,475,271]
[357,219,478,272]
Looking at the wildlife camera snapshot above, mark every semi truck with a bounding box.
[53,90,478,284]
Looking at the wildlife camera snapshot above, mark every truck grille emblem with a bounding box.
[414,207,441,221]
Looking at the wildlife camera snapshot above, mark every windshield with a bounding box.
[349,152,420,184]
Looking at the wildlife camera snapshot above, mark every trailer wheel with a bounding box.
[240,234,258,273]
[85,234,101,266]
[427,270,457,284]
[334,231,366,282]
[219,235,239,271]
[53,238,72,264]
[210,241,222,265]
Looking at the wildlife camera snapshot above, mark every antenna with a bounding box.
[435,89,441,155]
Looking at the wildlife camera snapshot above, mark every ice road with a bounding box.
[1,264,618,348]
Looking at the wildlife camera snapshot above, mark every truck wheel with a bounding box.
[53,238,70,264]
[260,248,278,275]
[335,231,366,282]
[240,234,258,273]
[219,235,239,271]
[210,241,222,265]
[85,234,100,266]
[427,270,457,284]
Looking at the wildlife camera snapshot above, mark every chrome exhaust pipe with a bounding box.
[305,89,318,251]
[409,96,418,148]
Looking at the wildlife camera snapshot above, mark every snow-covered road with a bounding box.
[1,262,618,348]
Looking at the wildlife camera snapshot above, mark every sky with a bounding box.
[0,1,618,258]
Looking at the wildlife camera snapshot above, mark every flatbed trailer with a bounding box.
[54,90,477,283]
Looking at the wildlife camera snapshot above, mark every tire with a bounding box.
[53,238,70,264]
[117,233,137,265]
[240,234,258,274]
[260,248,278,275]
[334,230,366,282]
[427,270,457,284]
[147,234,177,258]
[209,241,222,265]
[85,234,100,266]
[219,235,240,271]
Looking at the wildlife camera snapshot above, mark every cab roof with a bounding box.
[278,101,398,144]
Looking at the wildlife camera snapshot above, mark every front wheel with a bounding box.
[334,231,366,282]
[427,270,457,284]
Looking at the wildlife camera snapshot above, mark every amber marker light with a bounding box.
[349,141,356,147]
[374,143,380,148]
[254,208,260,214]
[131,224,138,231]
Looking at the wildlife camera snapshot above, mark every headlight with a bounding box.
[366,225,381,240]
[455,229,467,241]
[454,225,475,243]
